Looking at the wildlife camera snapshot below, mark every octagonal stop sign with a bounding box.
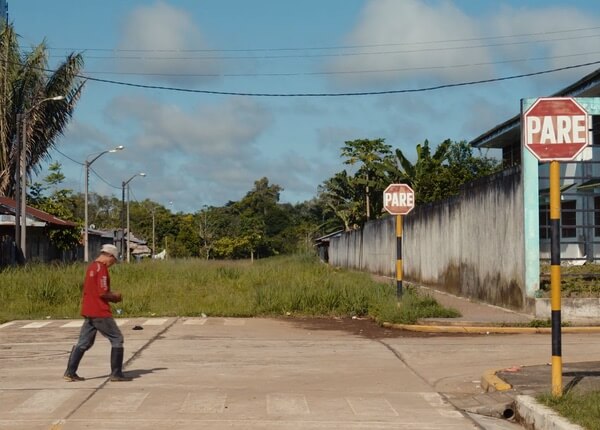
[383,184,415,215]
[523,97,590,161]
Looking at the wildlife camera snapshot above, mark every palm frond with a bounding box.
[0,22,85,196]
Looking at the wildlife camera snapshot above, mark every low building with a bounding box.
[0,196,79,264]
[470,67,600,265]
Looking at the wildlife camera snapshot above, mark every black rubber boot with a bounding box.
[64,346,85,382]
[110,347,132,381]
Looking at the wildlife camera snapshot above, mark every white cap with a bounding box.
[101,244,119,260]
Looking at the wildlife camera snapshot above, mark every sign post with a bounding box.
[383,184,415,298]
[523,97,591,397]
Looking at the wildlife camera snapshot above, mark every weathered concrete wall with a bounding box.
[536,298,600,324]
[404,167,525,310]
[328,167,527,311]
[329,216,395,276]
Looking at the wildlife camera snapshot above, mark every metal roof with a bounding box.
[314,229,344,245]
[470,67,600,149]
[0,196,77,227]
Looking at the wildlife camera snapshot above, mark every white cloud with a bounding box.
[325,1,600,91]
[116,1,222,84]
[489,5,600,79]
[325,0,492,88]
[61,120,121,159]
[92,93,341,210]
[105,95,271,157]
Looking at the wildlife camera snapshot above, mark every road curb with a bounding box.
[382,322,600,334]
[481,369,512,392]
[479,370,586,429]
[516,395,585,430]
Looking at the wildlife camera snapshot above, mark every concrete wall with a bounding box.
[329,216,395,276]
[328,167,528,311]
[404,167,525,310]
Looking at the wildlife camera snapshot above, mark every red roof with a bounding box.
[0,196,77,227]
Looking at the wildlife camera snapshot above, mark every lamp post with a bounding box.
[15,95,65,262]
[84,145,124,262]
[151,205,156,258]
[166,201,173,259]
[121,172,146,262]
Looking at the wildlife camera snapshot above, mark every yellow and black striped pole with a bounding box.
[396,214,403,298]
[550,160,562,397]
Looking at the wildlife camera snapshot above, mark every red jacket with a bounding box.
[81,261,113,317]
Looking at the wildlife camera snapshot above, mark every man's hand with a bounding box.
[101,292,122,303]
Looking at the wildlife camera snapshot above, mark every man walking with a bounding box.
[64,244,131,382]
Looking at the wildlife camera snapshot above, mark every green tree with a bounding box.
[439,140,502,197]
[174,214,200,258]
[197,205,218,259]
[393,139,501,204]
[318,170,361,231]
[212,236,251,259]
[86,194,121,229]
[234,177,283,259]
[201,177,322,260]
[341,138,393,220]
[0,23,85,195]
[393,139,451,204]
[29,162,81,251]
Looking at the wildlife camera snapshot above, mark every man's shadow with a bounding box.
[126,367,168,379]
[85,367,168,381]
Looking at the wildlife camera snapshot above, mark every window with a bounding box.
[539,203,549,239]
[538,200,577,239]
[595,196,600,237]
[561,200,576,238]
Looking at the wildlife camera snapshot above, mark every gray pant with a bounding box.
[76,317,124,350]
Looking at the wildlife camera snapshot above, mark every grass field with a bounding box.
[538,391,600,430]
[0,254,460,324]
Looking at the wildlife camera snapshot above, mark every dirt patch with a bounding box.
[283,316,477,339]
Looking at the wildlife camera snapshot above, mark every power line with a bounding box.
[53,148,83,166]
[42,24,600,54]
[79,50,600,78]
[4,56,600,97]
[52,148,120,189]
[78,60,600,97]
[47,32,600,61]
[89,166,121,190]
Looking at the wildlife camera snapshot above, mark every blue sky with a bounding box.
[9,0,600,213]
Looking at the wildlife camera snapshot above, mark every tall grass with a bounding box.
[0,254,459,324]
[538,391,600,430]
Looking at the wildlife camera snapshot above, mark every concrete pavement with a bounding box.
[2,287,600,430]
[1,316,489,430]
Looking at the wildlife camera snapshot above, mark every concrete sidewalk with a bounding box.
[397,285,600,334]
[395,286,600,430]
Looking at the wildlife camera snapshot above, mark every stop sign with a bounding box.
[383,184,415,215]
[523,97,590,161]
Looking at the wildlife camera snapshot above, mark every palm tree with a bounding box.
[318,170,361,231]
[341,138,393,220]
[0,22,85,196]
[393,139,451,204]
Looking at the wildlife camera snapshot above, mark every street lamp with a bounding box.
[121,172,146,262]
[15,95,66,262]
[84,145,124,262]
[165,201,173,259]
[150,204,156,258]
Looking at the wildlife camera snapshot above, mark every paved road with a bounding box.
[2,317,600,430]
